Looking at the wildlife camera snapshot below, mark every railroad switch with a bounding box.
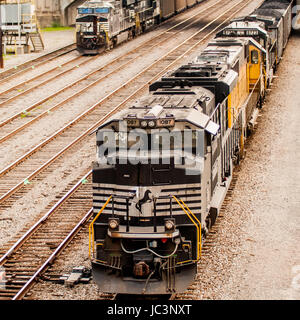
[59,266,91,287]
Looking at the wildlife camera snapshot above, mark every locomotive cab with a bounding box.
[76,4,112,54]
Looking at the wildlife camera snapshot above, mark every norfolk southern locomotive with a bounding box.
[89,0,293,295]
[76,0,205,54]
[76,0,160,54]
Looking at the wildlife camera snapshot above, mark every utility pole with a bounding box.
[0,0,3,68]
[17,0,21,48]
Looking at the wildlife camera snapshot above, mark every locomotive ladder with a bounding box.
[172,196,202,262]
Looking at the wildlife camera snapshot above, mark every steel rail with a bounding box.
[0,55,96,108]
[0,170,92,266]
[0,0,209,84]
[0,0,225,144]
[0,0,251,207]
[0,54,82,96]
[0,0,216,103]
[0,43,76,82]
[12,207,93,300]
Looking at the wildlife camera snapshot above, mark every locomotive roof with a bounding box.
[206,37,265,57]
[219,20,268,36]
[95,86,219,135]
[204,38,246,65]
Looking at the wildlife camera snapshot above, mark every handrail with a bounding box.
[88,194,202,264]
[172,196,201,262]
[180,199,202,259]
[88,195,112,259]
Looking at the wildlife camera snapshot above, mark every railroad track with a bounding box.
[0,0,224,145]
[0,171,93,300]
[0,0,254,300]
[0,53,97,116]
[0,0,214,120]
[0,0,251,211]
[0,43,76,81]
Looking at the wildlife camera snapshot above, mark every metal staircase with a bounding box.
[29,32,44,52]
[1,1,44,53]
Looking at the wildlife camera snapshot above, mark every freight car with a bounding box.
[76,0,202,54]
[88,0,292,295]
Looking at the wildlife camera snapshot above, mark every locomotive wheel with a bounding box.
[132,27,136,38]
[107,39,114,50]
[128,29,133,41]
[155,16,161,25]
[258,96,263,109]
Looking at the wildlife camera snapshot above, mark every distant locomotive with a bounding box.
[76,0,161,54]
[88,0,293,295]
[75,0,204,54]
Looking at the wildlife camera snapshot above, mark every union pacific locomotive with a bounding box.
[76,0,203,54]
[89,0,293,295]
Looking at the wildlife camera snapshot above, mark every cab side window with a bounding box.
[251,50,259,64]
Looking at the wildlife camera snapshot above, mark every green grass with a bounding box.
[41,26,75,32]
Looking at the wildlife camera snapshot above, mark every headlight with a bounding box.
[108,218,119,230]
[165,219,175,231]
[148,120,156,128]
[141,121,148,128]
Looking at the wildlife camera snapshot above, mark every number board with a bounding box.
[156,119,175,127]
[126,119,140,127]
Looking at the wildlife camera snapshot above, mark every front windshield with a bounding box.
[79,23,94,32]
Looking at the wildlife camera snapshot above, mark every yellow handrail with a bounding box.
[88,195,112,259]
[172,196,201,262]
[88,195,202,265]
[180,199,202,259]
